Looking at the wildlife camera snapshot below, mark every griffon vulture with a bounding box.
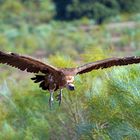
[0,51,140,107]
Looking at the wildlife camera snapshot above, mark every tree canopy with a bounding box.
[0,0,140,24]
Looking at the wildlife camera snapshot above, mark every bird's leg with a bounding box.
[49,90,54,108]
[57,89,63,106]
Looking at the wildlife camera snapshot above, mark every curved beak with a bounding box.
[67,83,75,91]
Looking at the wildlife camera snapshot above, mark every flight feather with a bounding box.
[76,56,140,74]
[0,51,58,74]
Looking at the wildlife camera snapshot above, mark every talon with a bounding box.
[57,89,62,106]
[58,94,62,106]
[49,98,53,108]
[49,91,54,108]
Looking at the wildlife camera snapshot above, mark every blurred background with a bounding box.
[0,0,140,139]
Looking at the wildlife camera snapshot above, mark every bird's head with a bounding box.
[66,76,75,91]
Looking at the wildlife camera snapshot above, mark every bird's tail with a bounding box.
[31,75,59,91]
[31,75,45,83]
[31,75,48,90]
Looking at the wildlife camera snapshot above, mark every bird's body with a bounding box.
[0,51,140,107]
[31,68,76,91]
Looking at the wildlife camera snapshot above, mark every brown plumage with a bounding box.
[0,51,140,107]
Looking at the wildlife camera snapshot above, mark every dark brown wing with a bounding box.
[76,56,140,74]
[0,51,58,74]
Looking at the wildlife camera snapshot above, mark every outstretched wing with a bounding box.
[0,51,58,74]
[76,56,140,74]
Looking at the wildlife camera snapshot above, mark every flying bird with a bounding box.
[0,51,140,107]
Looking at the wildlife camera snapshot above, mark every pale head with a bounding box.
[65,76,75,90]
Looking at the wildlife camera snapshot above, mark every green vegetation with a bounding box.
[0,0,140,139]
[0,19,140,56]
[0,0,140,24]
[0,55,140,139]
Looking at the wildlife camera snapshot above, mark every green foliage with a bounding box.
[1,18,140,56]
[0,1,140,139]
[0,0,140,24]
[118,0,140,13]
[54,0,140,23]
[67,0,120,24]
[0,0,55,25]
[74,65,140,139]
[49,53,76,67]
[0,54,140,139]
[0,0,140,56]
